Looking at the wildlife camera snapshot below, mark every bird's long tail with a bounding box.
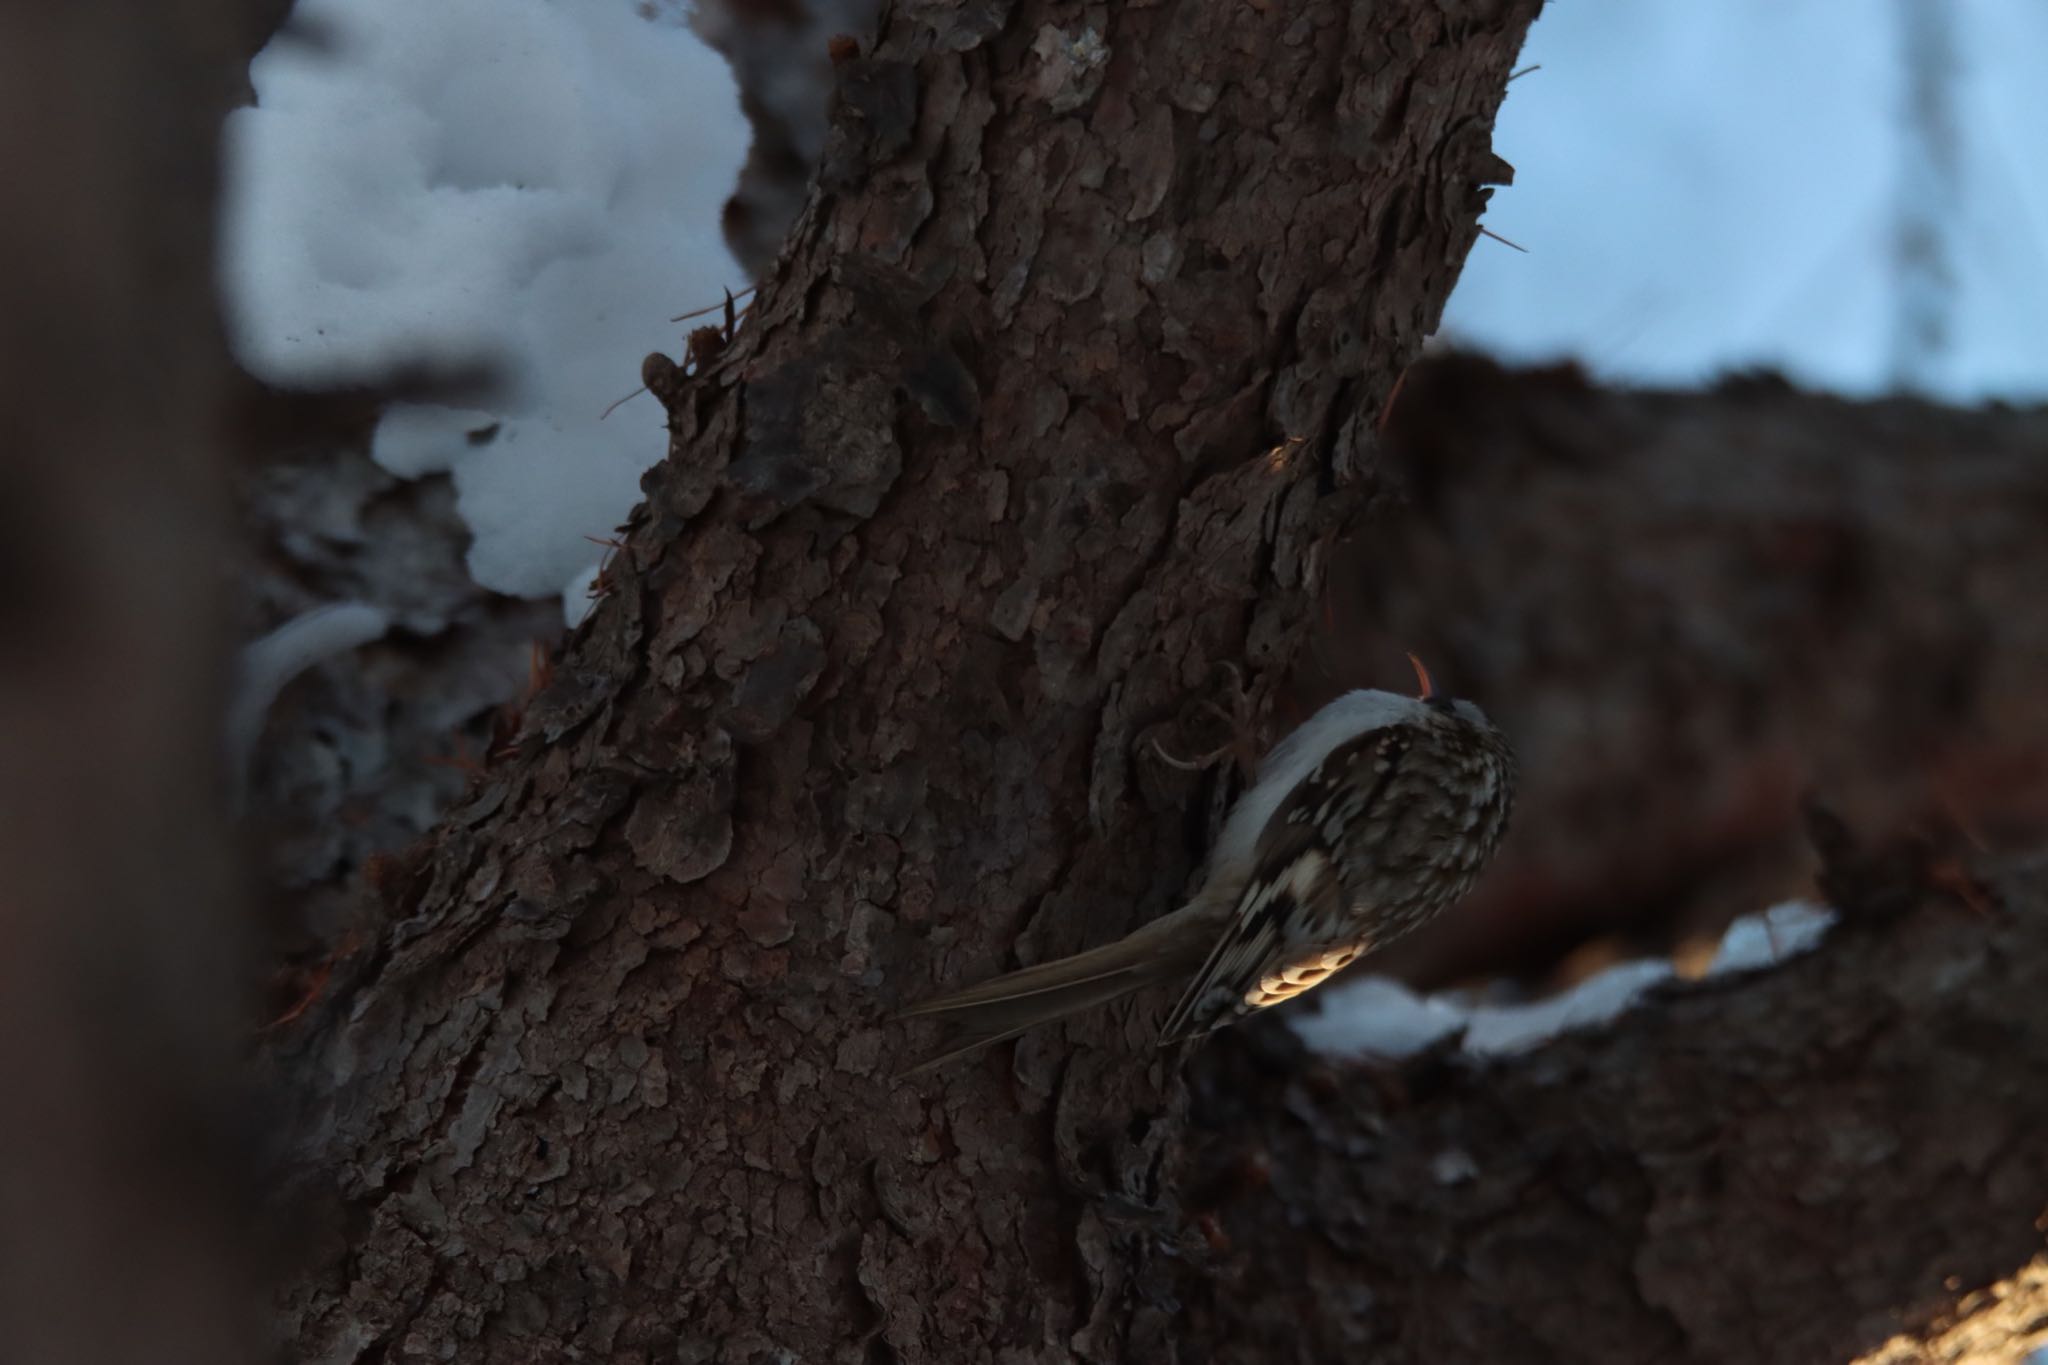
[895,906,1210,1076]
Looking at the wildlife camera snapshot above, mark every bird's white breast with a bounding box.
[1204,688,1436,886]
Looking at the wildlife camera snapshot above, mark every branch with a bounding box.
[1181,840,2048,1363]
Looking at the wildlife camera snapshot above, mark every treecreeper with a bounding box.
[899,657,1517,1073]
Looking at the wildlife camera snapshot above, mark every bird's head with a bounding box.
[1406,651,1496,732]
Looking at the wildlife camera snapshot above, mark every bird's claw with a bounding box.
[1151,662,1263,778]
[1150,734,1237,772]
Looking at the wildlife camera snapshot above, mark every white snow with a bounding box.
[1289,976,1467,1060]
[1461,959,1677,1057]
[1707,900,1837,976]
[562,562,604,629]
[219,0,749,614]
[1442,0,2048,403]
[1295,900,1836,1062]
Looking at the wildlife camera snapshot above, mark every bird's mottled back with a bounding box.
[1159,694,1515,1041]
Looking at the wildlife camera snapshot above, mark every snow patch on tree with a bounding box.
[1294,900,1837,1060]
[219,0,749,613]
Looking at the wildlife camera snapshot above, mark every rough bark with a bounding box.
[266,0,1538,1360]
[0,3,276,1363]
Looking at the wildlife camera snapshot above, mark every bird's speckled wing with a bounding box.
[1157,724,1415,1042]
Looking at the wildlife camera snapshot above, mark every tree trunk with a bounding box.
[0,3,277,1363]
[266,0,1540,1360]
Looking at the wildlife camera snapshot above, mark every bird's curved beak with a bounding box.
[1406,651,1437,701]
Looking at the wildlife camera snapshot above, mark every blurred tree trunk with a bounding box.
[0,4,276,1364]
[1338,355,2048,992]
[265,0,1540,1359]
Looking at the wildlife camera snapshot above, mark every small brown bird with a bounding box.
[899,657,1516,1073]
